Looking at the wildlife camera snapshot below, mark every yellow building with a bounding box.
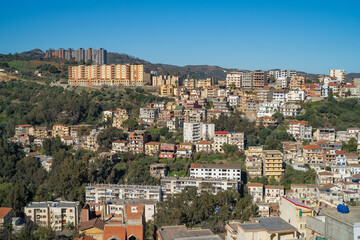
[280,196,315,238]
[160,85,174,97]
[68,64,150,87]
[262,150,284,180]
[145,142,161,156]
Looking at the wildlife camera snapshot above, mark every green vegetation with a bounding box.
[296,98,360,130]
[280,165,317,189]
[155,187,258,233]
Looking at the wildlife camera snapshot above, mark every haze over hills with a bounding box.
[4,49,360,81]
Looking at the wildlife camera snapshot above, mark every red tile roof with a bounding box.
[0,207,12,218]
[78,218,105,231]
[303,145,323,150]
[215,131,229,135]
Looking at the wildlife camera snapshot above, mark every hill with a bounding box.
[107,52,241,79]
[18,49,45,59]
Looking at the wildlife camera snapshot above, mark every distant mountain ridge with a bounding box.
[11,49,360,80]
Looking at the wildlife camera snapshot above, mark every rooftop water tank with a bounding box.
[337,204,349,214]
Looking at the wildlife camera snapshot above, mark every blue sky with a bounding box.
[1,0,359,73]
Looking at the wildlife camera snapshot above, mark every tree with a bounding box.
[97,127,127,149]
[121,119,139,131]
[342,138,358,153]
[221,144,238,155]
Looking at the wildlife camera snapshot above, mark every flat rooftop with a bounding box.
[238,217,297,233]
[321,207,360,226]
[157,225,222,240]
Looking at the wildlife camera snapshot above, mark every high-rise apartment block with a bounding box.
[329,69,346,83]
[152,75,181,86]
[252,70,268,88]
[68,64,151,86]
[262,150,284,180]
[226,72,243,88]
[268,70,296,80]
[183,122,215,143]
[45,48,107,65]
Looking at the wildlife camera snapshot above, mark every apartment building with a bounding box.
[273,89,286,103]
[280,103,302,116]
[246,183,264,202]
[213,97,230,112]
[279,196,314,238]
[80,130,99,151]
[160,177,239,199]
[225,217,297,240]
[46,48,107,65]
[112,109,129,129]
[160,85,174,97]
[24,201,80,231]
[183,122,215,143]
[129,130,148,153]
[256,86,274,103]
[85,184,162,203]
[276,77,289,89]
[256,116,278,128]
[252,70,268,88]
[139,108,159,123]
[68,64,150,86]
[268,70,296,80]
[289,75,305,90]
[195,140,213,153]
[245,156,263,179]
[303,145,324,164]
[262,150,284,180]
[189,163,242,181]
[241,72,253,88]
[28,126,49,138]
[314,128,336,142]
[159,143,176,159]
[15,124,32,136]
[144,142,161,156]
[112,140,128,153]
[256,101,281,117]
[287,120,312,141]
[227,95,240,107]
[264,185,285,203]
[52,124,69,137]
[226,72,243,88]
[176,142,194,158]
[152,75,180,86]
[329,69,346,83]
[285,90,305,102]
[197,78,214,88]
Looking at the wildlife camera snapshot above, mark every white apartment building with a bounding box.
[213,131,245,152]
[190,163,242,181]
[273,89,286,103]
[256,101,281,117]
[183,122,215,143]
[160,177,239,200]
[139,108,159,123]
[246,183,264,203]
[227,95,240,107]
[287,120,312,141]
[226,72,243,88]
[85,184,162,203]
[329,69,346,83]
[268,70,296,80]
[285,90,305,102]
[276,76,289,89]
[24,201,80,231]
[280,103,302,116]
[264,185,285,203]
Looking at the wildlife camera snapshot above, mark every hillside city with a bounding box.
[0,48,360,240]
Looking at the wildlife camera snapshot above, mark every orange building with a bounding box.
[68,64,150,87]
